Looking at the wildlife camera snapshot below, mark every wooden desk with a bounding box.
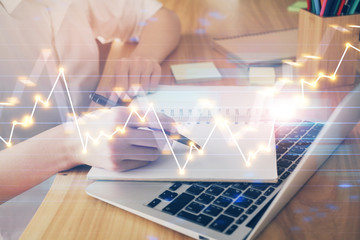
[21,0,360,239]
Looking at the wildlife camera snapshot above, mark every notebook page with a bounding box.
[87,85,277,182]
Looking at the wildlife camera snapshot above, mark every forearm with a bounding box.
[130,7,181,63]
[0,124,81,203]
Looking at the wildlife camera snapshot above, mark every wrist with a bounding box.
[60,124,85,169]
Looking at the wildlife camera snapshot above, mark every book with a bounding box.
[87,85,277,182]
[211,28,298,66]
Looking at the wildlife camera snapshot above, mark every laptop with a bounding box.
[86,83,360,240]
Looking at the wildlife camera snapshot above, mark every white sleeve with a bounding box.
[87,0,163,43]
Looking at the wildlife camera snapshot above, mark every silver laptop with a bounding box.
[86,83,360,240]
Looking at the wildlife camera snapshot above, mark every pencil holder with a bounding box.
[296,9,360,89]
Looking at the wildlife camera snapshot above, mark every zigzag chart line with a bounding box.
[0,69,274,173]
[301,43,360,98]
[1,41,359,172]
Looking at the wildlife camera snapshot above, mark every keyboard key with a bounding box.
[282,154,298,161]
[274,179,283,187]
[283,154,298,162]
[147,198,161,208]
[296,139,312,147]
[276,126,294,138]
[304,132,317,139]
[280,172,290,180]
[159,190,178,201]
[251,183,270,191]
[185,202,205,214]
[162,193,194,215]
[197,182,212,187]
[246,205,258,214]
[313,124,323,131]
[277,166,285,175]
[243,188,261,199]
[298,127,310,134]
[214,196,233,208]
[289,164,296,171]
[223,188,241,199]
[306,132,319,138]
[214,182,232,188]
[276,146,288,154]
[278,139,296,148]
[308,128,321,136]
[177,211,213,227]
[169,182,182,191]
[288,130,302,139]
[264,187,275,196]
[196,193,215,205]
[225,224,238,235]
[255,196,267,205]
[236,214,248,224]
[288,146,306,155]
[206,185,225,196]
[299,122,314,129]
[234,196,253,208]
[186,185,205,195]
[224,205,244,217]
[204,204,223,217]
[232,183,249,190]
[277,159,292,168]
[209,215,234,232]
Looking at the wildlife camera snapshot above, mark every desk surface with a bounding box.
[21,0,360,239]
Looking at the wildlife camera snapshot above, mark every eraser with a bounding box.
[171,62,222,83]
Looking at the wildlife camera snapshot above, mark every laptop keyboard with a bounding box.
[146,120,323,236]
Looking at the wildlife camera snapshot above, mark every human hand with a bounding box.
[96,57,161,104]
[75,107,176,171]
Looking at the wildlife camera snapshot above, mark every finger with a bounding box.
[128,59,141,97]
[114,58,130,102]
[127,109,151,128]
[153,112,178,134]
[111,144,160,161]
[150,63,161,91]
[91,73,115,109]
[111,107,147,128]
[113,160,150,172]
[139,60,152,92]
[120,128,159,149]
[95,75,115,99]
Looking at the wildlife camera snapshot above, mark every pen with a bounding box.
[89,92,202,149]
[337,0,347,15]
[135,126,202,150]
[89,92,129,107]
[349,0,360,14]
[314,0,321,15]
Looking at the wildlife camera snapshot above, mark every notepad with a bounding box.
[249,67,276,85]
[170,62,222,83]
[211,29,298,66]
[87,85,277,182]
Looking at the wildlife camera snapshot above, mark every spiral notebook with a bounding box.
[211,28,298,66]
[87,85,278,182]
